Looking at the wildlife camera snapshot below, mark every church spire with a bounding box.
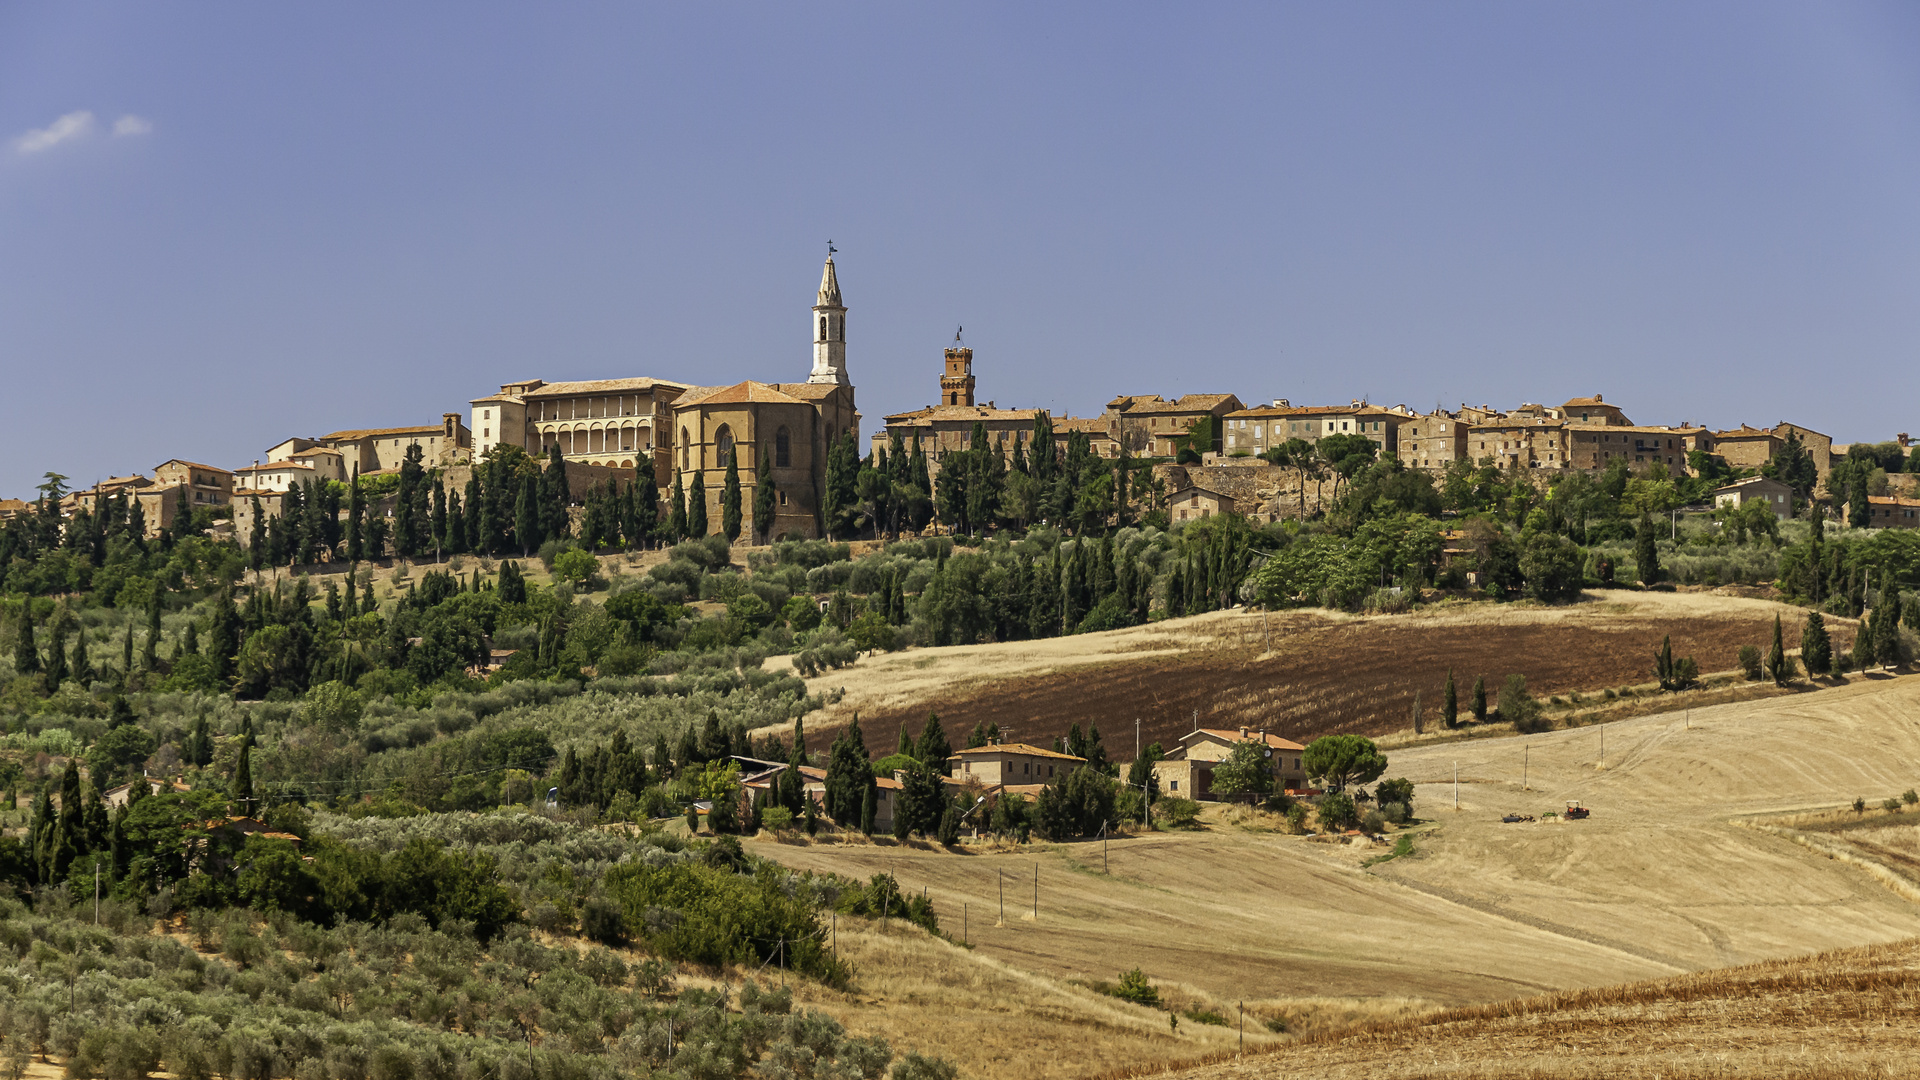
[808,250,849,386]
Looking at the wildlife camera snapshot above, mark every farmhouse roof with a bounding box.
[1713,476,1787,494]
[948,742,1087,763]
[1186,727,1306,752]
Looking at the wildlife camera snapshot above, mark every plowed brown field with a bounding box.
[789,590,1854,755]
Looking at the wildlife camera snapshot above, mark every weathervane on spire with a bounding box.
[826,240,837,258]
[954,325,964,346]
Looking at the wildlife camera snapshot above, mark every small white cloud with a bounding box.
[13,110,95,155]
[112,115,152,137]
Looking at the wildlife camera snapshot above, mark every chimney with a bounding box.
[1239,726,1249,739]
[1595,393,1603,402]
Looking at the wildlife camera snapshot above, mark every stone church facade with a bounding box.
[467,255,858,539]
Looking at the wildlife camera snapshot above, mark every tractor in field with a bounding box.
[1564,801,1590,820]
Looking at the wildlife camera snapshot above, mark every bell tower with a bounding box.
[941,327,975,407]
[807,253,849,386]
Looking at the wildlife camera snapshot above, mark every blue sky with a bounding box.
[4,3,1919,498]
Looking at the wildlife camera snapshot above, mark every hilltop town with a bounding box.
[11,255,1919,548]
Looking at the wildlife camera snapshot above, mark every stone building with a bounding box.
[667,257,860,540]
[1558,394,1632,426]
[1564,425,1713,472]
[1714,476,1794,518]
[1866,495,1920,528]
[947,742,1086,786]
[1168,485,1235,523]
[306,415,471,474]
[1105,393,1245,457]
[1467,414,1573,470]
[1712,422,1832,482]
[152,460,235,508]
[232,461,321,493]
[1396,412,1474,470]
[1151,727,1308,802]
[874,339,1111,474]
[470,379,690,485]
[1219,401,1411,458]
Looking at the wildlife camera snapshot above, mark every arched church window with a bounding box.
[819,316,827,341]
[715,425,734,469]
[775,426,791,468]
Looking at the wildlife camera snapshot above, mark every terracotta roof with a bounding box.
[676,381,808,407]
[522,377,688,397]
[0,498,30,512]
[1560,396,1615,409]
[236,462,316,474]
[470,394,522,405]
[1774,422,1831,440]
[1714,476,1787,493]
[1052,417,1114,436]
[949,742,1088,762]
[1227,404,1365,419]
[1188,727,1307,751]
[320,425,447,441]
[1714,425,1776,439]
[1568,424,1708,436]
[769,382,847,401]
[1109,393,1240,414]
[874,776,902,790]
[1868,495,1920,507]
[155,459,234,475]
[289,447,343,458]
[884,404,1050,424]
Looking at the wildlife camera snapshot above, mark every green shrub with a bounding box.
[1155,796,1201,829]
[604,860,847,985]
[1183,1007,1229,1026]
[1112,967,1161,1007]
[1738,645,1764,680]
[1316,793,1358,831]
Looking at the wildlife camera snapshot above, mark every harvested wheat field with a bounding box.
[781,589,1852,754]
[754,671,1920,1078]
[1147,937,1920,1079]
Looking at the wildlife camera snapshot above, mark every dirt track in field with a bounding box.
[783,589,1855,755]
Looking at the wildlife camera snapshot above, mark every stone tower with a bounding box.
[807,256,849,386]
[941,346,975,407]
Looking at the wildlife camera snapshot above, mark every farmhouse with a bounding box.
[1714,476,1794,519]
[1152,727,1308,801]
[1169,486,1234,522]
[948,741,1086,785]
[1866,495,1920,529]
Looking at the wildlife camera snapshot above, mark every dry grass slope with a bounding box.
[1147,938,1920,1079]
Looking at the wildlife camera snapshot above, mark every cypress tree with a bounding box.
[1442,670,1458,729]
[722,448,743,543]
[1802,610,1832,676]
[1634,513,1661,586]
[431,478,448,561]
[689,471,709,538]
[463,474,483,554]
[446,491,467,554]
[69,628,91,686]
[346,468,364,563]
[233,740,254,816]
[754,449,777,544]
[44,616,68,687]
[119,621,134,681]
[860,783,876,836]
[1767,613,1795,685]
[635,470,660,547]
[514,473,539,556]
[669,471,688,542]
[1471,675,1488,722]
[545,445,571,542]
[142,590,161,671]
[12,604,38,675]
[498,559,527,604]
[1874,580,1901,669]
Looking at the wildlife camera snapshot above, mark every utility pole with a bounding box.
[1238,1001,1244,1055]
[1453,761,1459,810]
[1523,745,1529,791]
[998,870,1004,925]
[93,858,100,925]
[1033,862,1039,920]
[964,903,968,946]
[1599,727,1604,768]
